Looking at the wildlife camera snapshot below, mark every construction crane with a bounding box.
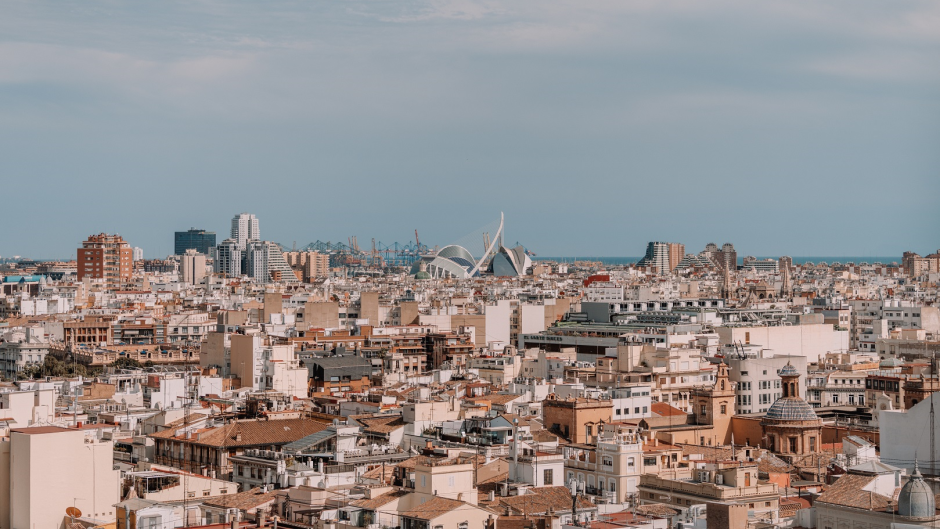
[414,229,420,249]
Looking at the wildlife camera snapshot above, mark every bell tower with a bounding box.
[692,363,736,444]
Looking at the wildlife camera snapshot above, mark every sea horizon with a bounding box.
[533,256,902,266]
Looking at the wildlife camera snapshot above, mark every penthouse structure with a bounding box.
[174,228,216,255]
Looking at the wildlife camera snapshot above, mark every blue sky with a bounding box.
[1,0,937,259]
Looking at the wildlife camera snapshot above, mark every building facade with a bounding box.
[174,228,216,255]
[77,233,133,289]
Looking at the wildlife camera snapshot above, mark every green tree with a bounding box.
[110,357,143,369]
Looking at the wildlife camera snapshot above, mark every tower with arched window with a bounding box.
[761,362,823,457]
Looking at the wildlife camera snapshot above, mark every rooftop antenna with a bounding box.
[932,398,936,475]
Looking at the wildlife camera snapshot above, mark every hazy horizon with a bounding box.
[1,1,938,259]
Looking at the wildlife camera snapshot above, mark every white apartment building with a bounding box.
[805,370,868,408]
[214,239,242,278]
[468,354,522,384]
[0,387,55,426]
[231,212,260,249]
[584,282,625,302]
[722,351,806,414]
[716,321,849,363]
[230,333,307,398]
[167,312,214,343]
[0,326,50,380]
[563,425,645,503]
[609,385,652,420]
[849,300,940,352]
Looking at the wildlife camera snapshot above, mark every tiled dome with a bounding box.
[765,397,819,421]
[777,363,800,377]
[899,463,935,518]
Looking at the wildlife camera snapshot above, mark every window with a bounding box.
[720,404,727,415]
[141,516,161,529]
[700,405,707,416]
[809,437,816,452]
[544,469,554,485]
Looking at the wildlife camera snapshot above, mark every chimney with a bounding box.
[230,517,238,529]
[258,513,266,528]
[653,438,659,447]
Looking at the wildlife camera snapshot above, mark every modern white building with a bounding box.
[721,350,806,414]
[880,390,940,476]
[609,385,652,420]
[214,239,242,278]
[231,212,260,249]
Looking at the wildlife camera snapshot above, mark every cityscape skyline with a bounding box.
[3,2,940,527]
[0,213,933,263]
[1,1,938,258]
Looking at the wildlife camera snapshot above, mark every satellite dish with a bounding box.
[66,507,82,518]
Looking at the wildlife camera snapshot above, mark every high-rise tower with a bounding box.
[77,233,133,289]
[230,213,260,249]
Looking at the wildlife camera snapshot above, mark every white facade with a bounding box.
[0,326,50,380]
[231,212,260,249]
[724,354,806,414]
[610,386,652,420]
[214,239,242,278]
[716,323,849,364]
[881,391,940,475]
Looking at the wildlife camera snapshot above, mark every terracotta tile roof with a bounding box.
[531,429,564,443]
[815,474,892,511]
[497,486,595,515]
[479,394,523,406]
[650,403,686,417]
[635,504,679,517]
[355,415,407,434]
[352,489,409,510]
[756,453,794,474]
[361,465,395,484]
[148,418,328,448]
[202,488,278,510]
[779,497,810,517]
[400,496,468,520]
[678,445,733,460]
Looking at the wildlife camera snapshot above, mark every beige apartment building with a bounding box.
[2,427,120,529]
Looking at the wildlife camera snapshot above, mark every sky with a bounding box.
[1,0,938,260]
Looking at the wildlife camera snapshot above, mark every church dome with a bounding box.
[778,363,800,377]
[899,464,935,518]
[765,398,819,421]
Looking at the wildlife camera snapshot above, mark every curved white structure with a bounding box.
[469,212,503,277]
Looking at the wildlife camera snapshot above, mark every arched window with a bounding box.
[721,380,725,390]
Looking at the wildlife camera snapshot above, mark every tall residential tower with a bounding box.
[231,213,260,249]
